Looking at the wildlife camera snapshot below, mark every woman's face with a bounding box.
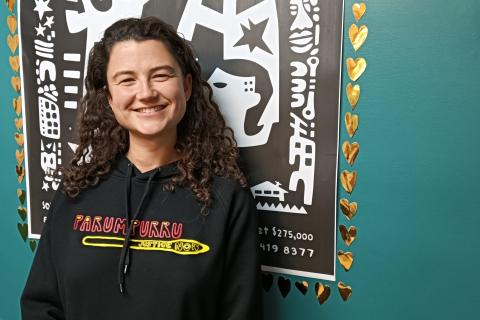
[106,39,192,143]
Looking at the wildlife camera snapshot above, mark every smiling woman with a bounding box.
[21,17,261,320]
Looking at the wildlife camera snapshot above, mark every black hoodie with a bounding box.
[21,155,261,319]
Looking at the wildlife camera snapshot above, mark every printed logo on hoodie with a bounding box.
[72,214,210,255]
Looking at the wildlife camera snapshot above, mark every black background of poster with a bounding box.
[20,0,87,238]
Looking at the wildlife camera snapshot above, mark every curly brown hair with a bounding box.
[62,17,247,209]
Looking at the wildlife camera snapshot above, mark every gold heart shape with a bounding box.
[346,57,367,82]
[339,225,357,246]
[11,76,21,92]
[295,281,308,295]
[7,0,16,12]
[17,188,26,204]
[9,55,19,73]
[349,24,368,51]
[7,34,19,54]
[7,15,17,34]
[30,240,37,252]
[338,282,353,301]
[340,170,357,194]
[342,141,360,166]
[346,83,360,109]
[262,273,273,292]
[17,222,28,241]
[18,170,25,183]
[337,250,354,271]
[15,117,23,131]
[345,112,359,138]
[339,198,358,220]
[352,3,366,22]
[315,282,331,305]
[277,276,291,298]
[16,149,24,166]
[13,96,22,116]
[16,165,25,183]
[18,206,27,221]
[14,133,24,146]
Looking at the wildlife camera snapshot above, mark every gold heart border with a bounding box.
[337,1,369,303]
[6,3,32,250]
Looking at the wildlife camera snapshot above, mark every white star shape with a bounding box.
[34,0,52,21]
[42,181,50,191]
[35,23,46,36]
[44,16,54,28]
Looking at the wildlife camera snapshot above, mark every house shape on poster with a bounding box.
[250,181,288,202]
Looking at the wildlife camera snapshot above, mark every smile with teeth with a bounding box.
[135,105,167,113]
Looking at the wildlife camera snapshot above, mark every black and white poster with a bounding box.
[20,0,344,280]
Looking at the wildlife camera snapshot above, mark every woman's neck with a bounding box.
[126,135,180,173]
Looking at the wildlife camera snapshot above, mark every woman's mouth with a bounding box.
[135,105,167,113]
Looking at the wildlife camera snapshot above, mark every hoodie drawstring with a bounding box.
[118,165,159,294]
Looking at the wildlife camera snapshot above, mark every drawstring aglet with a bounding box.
[119,283,124,294]
[124,264,129,274]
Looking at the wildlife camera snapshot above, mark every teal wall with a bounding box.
[1,2,35,320]
[1,0,479,319]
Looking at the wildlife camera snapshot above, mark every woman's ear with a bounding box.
[184,74,192,101]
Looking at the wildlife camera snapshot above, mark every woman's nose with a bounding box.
[136,80,158,100]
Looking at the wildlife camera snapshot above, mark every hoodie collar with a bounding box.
[112,153,179,182]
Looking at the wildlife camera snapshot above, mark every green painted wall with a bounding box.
[1,0,479,319]
[1,2,35,320]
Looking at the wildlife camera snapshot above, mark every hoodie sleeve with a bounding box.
[21,192,64,319]
[219,185,262,320]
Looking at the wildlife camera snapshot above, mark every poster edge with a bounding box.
[261,265,335,281]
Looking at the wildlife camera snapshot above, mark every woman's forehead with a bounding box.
[107,39,181,74]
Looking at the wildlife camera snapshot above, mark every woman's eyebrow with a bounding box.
[111,65,176,80]
[150,65,176,74]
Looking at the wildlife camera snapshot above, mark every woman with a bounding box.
[21,17,261,320]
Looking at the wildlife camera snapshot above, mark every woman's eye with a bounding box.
[119,78,135,85]
[153,74,171,81]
